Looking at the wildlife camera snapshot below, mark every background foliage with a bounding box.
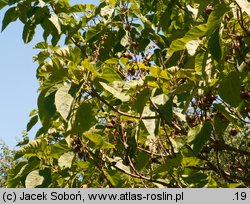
[0,140,15,187]
[1,0,250,187]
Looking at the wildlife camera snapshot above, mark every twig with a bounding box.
[71,37,88,58]
[235,4,250,35]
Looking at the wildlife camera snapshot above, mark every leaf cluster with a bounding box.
[1,0,250,187]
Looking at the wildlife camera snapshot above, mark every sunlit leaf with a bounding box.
[168,24,207,54]
[70,4,86,12]
[100,82,130,102]
[25,170,44,188]
[15,139,47,159]
[49,13,61,34]
[100,5,114,17]
[186,39,201,56]
[142,106,159,137]
[84,132,115,149]
[58,152,75,169]
[99,67,122,83]
[55,84,74,121]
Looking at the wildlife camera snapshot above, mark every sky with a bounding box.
[0,0,99,148]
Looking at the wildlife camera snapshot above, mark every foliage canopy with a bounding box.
[1,0,250,187]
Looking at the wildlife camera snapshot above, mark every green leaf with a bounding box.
[73,102,97,133]
[100,5,114,17]
[182,157,202,167]
[135,151,150,171]
[168,24,207,55]
[218,72,241,107]
[55,84,74,121]
[213,104,240,126]
[38,90,53,127]
[134,88,150,114]
[182,171,209,188]
[114,158,131,174]
[103,169,124,187]
[0,0,8,10]
[228,183,243,188]
[99,67,122,83]
[187,122,212,155]
[207,4,229,36]
[51,139,71,158]
[25,170,44,188]
[85,26,101,42]
[9,157,40,187]
[70,4,87,12]
[100,82,130,102]
[44,89,57,116]
[142,106,159,137]
[26,115,39,132]
[22,19,36,43]
[82,59,99,76]
[7,162,27,187]
[33,41,48,49]
[58,152,75,169]
[208,26,221,62]
[15,139,46,158]
[29,109,38,117]
[154,154,183,173]
[77,161,90,169]
[49,13,61,34]
[2,7,18,31]
[151,93,173,122]
[84,132,115,149]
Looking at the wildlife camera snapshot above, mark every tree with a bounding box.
[1,0,250,187]
[0,140,15,187]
